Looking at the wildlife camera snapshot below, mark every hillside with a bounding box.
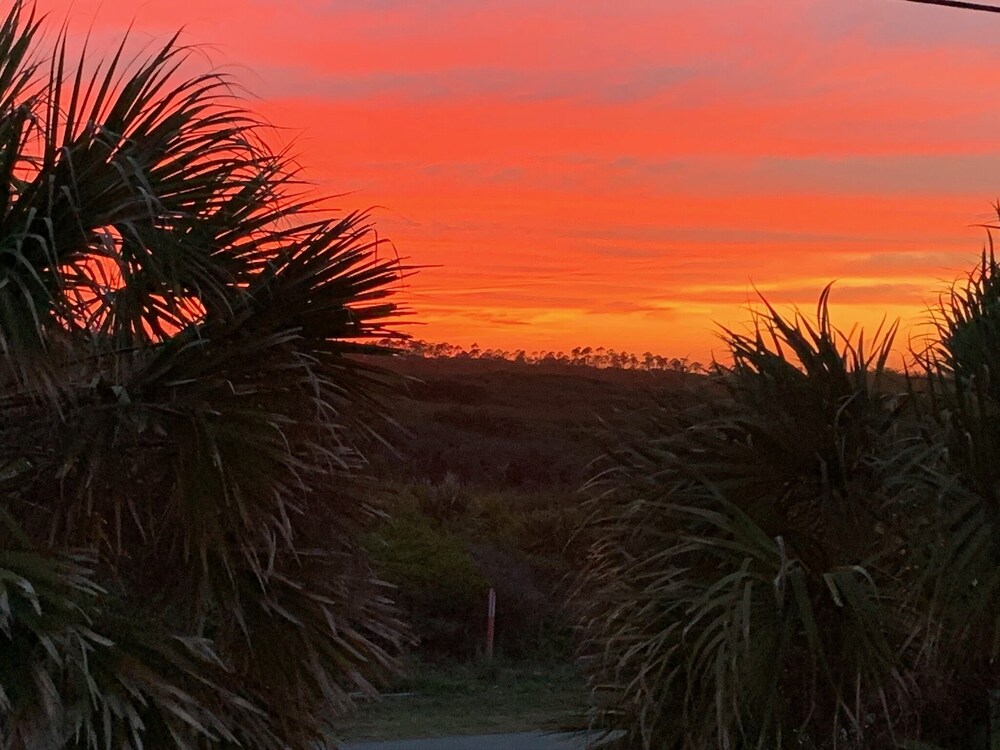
[352,356,706,660]
[369,355,701,488]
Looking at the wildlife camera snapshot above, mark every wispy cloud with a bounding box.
[41,0,1000,361]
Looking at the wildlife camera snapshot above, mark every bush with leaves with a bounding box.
[573,280,1000,749]
[905,247,1000,747]
[364,513,487,657]
[0,3,409,748]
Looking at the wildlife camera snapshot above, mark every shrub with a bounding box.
[907,249,1000,745]
[414,472,472,525]
[0,4,408,747]
[365,515,487,656]
[366,484,583,660]
[470,542,563,658]
[574,287,952,749]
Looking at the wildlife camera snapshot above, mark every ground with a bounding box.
[332,659,588,743]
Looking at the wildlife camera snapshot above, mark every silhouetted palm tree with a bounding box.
[0,3,408,748]
[576,277,998,748]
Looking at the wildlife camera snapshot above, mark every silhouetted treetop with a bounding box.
[378,338,705,373]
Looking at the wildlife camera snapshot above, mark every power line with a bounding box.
[902,0,1000,12]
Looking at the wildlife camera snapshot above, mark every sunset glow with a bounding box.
[41,0,1000,364]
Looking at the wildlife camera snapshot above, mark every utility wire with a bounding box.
[901,0,1000,12]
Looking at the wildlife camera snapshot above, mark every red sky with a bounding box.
[40,0,1000,365]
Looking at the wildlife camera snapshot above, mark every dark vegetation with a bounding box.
[2,1,998,749]
[576,277,1000,749]
[0,4,408,748]
[360,355,697,659]
[364,264,999,749]
[382,338,705,373]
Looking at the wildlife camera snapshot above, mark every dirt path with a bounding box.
[340,731,590,749]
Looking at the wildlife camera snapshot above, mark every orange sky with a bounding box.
[40,0,1000,365]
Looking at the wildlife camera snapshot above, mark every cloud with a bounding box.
[250,64,698,104]
[600,154,1000,197]
[36,0,1000,365]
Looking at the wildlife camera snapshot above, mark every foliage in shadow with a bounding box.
[0,3,409,748]
[575,277,998,748]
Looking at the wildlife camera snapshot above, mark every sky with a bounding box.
[38,0,1000,364]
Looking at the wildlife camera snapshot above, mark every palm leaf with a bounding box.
[576,290,917,749]
[0,3,410,747]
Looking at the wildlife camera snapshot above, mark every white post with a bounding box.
[485,588,496,659]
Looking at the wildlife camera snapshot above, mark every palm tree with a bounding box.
[576,289,913,749]
[575,274,999,748]
[0,3,409,748]
[912,248,1000,746]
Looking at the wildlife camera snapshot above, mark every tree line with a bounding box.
[380,338,706,373]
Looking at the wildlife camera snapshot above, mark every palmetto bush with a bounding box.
[576,281,998,749]
[908,247,1000,747]
[0,3,408,748]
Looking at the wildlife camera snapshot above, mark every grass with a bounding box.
[331,657,588,742]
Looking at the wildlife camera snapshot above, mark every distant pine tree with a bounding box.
[380,338,704,373]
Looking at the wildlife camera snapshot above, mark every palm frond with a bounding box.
[576,290,917,749]
[0,3,410,747]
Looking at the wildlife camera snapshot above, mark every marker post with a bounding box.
[486,588,496,659]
